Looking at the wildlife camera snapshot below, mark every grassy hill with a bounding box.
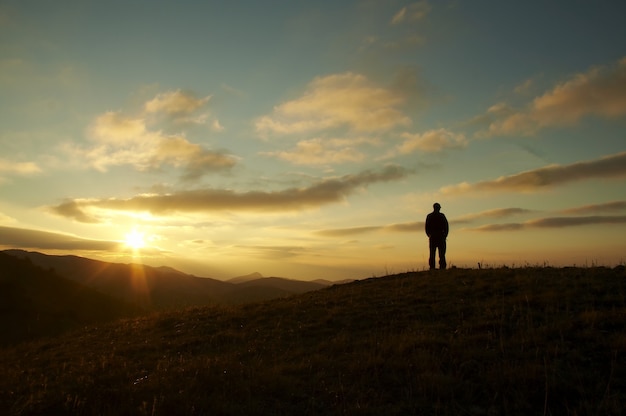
[1,266,625,415]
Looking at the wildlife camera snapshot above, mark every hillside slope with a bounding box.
[1,266,625,415]
[0,252,140,346]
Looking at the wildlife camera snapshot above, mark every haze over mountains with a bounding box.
[0,249,351,345]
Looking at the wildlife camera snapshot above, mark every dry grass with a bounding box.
[1,266,625,415]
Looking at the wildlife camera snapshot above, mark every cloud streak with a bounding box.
[391,1,432,25]
[49,165,413,222]
[0,226,120,251]
[315,204,626,237]
[558,200,626,215]
[441,151,626,195]
[453,208,534,224]
[470,215,626,232]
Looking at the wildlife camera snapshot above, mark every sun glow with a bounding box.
[124,229,146,250]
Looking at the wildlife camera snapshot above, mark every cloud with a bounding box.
[441,151,626,195]
[72,111,236,180]
[50,199,102,224]
[391,1,432,25]
[316,221,423,237]
[49,165,413,222]
[255,72,411,136]
[151,136,237,181]
[212,119,225,132]
[469,215,626,232]
[559,200,626,215]
[0,158,41,184]
[262,137,379,166]
[316,225,383,237]
[90,111,147,145]
[0,226,121,251]
[0,159,41,175]
[144,89,210,115]
[514,78,535,95]
[453,208,534,224]
[236,245,307,260]
[481,57,626,136]
[388,128,467,156]
[316,207,532,238]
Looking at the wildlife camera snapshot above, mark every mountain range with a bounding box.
[0,249,351,345]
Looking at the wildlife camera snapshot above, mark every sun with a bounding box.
[124,229,146,250]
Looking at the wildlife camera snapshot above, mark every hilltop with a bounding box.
[1,266,625,415]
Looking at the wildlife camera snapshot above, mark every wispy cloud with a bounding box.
[316,225,384,237]
[479,57,626,136]
[255,72,410,137]
[316,221,425,237]
[558,200,626,215]
[0,158,41,184]
[441,151,626,195]
[262,137,379,166]
[144,89,210,116]
[0,159,41,175]
[386,128,467,157]
[0,226,121,251]
[453,208,534,224]
[315,207,530,237]
[469,215,626,232]
[49,165,413,222]
[391,1,432,25]
[236,245,307,260]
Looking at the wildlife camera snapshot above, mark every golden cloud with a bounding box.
[393,128,467,155]
[0,159,41,175]
[144,89,210,115]
[75,111,236,179]
[256,72,411,137]
[441,151,626,194]
[482,57,626,136]
[0,226,120,251]
[49,165,413,222]
[469,216,626,232]
[558,200,626,215]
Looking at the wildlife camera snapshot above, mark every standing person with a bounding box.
[425,202,449,270]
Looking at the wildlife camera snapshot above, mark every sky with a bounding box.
[1,0,625,280]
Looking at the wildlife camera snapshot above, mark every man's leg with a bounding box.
[438,239,447,269]
[429,239,437,269]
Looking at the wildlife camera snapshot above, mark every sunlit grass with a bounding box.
[1,266,625,415]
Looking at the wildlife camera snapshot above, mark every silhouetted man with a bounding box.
[425,202,449,270]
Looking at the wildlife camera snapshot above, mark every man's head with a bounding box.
[433,202,441,212]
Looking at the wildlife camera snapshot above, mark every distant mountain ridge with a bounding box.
[0,252,140,346]
[1,250,333,310]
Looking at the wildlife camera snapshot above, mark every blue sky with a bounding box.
[1,0,625,279]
